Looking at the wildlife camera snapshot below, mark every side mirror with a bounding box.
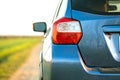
[33,22,47,34]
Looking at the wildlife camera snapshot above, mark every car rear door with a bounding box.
[72,0,120,69]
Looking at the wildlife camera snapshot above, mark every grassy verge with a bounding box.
[0,36,42,80]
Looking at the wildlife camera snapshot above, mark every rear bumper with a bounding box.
[43,44,120,80]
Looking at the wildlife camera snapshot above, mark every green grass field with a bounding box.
[0,36,42,80]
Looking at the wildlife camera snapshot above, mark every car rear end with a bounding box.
[42,0,120,80]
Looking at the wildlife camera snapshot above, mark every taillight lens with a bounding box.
[52,18,82,44]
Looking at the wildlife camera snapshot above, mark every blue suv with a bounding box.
[33,0,120,80]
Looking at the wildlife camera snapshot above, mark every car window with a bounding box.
[72,0,120,15]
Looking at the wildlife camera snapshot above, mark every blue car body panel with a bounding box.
[72,10,120,67]
[43,44,120,80]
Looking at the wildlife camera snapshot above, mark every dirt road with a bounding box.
[9,43,41,80]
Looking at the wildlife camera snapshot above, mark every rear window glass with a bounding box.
[72,0,120,15]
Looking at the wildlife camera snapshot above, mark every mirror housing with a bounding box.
[33,22,47,34]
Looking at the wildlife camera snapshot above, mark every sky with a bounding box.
[0,0,59,36]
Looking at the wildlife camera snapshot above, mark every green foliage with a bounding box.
[0,36,42,80]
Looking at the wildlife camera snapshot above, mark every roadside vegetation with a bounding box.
[0,36,42,80]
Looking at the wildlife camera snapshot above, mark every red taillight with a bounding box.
[52,18,82,44]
